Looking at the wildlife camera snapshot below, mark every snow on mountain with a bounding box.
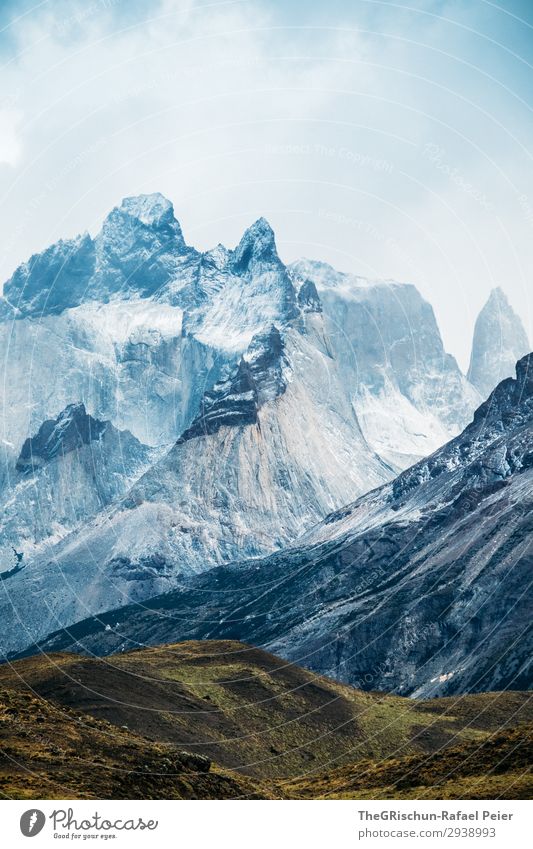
[0,299,216,451]
[1,193,196,320]
[0,199,481,469]
[36,354,533,698]
[0,193,524,660]
[0,403,154,565]
[0,204,300,453]
[0,317,392,655]
[290,259,482,469]
[467,287,530,398]
[185,218,299,352]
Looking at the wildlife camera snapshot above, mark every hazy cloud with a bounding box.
[0,0,532,366]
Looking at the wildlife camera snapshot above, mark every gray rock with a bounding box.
[29,355,532,698]
[468,287,530,398]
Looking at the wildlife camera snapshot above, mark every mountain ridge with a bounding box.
[0,194,528,673]
[24,354,532,698]
[1,640,531,793]
[468,287,530,398]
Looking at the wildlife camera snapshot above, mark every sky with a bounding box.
[0,0,532,369]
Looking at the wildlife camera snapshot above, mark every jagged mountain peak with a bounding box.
[1,194,192,319]
[487,285,508,302]
[202,243,230,270]
[117,192,176,228]
[231,217,280,272]
[384,352,533,505]
[244,216,276,240]
[99,192,187,249]
[16,402,108,472]
[2,232,96,317]
[467,287,529,398]
[188,218,299,351]
[91,193,194,302]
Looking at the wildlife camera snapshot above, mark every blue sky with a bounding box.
[0,0,532,366]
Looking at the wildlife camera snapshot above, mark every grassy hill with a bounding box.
[284,725,533,799]
[0,640,531,798]
[0,688,262,800]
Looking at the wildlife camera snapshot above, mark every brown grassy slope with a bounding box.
[284,725,533,800]
[0,640,531,782]
[0,688,263,800]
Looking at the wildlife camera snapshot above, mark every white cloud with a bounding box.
[0,0,531,366]
[0,108,22,166]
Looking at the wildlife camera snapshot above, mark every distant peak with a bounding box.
[486,287,510,306]
[16,403,107,473]
[246,216,274,235]
[288,258,373,292]
[98,192,188,261]
[231,217,279,272]
[203,243,230,270]
[291,258,335,275]
[468,288,529,397]
[241,217,276,245]
[117,193,175,228]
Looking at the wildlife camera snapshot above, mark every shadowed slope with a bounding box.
[1,641,531,785]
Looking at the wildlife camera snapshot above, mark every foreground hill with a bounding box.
[1,641,531,794]
[0,688,259,800]
[285,725,533,800]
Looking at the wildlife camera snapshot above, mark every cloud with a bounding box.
[0,0,531,366]
[0,108,22,166]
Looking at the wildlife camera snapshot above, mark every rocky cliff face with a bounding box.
[0,199,481,461]
[0,193,523,663]
[0,403,154,567]
[32,354,532,698]
[468,287,530,398]
[0,318,393,655]
[177,326,288,441]
[290,259,481,469]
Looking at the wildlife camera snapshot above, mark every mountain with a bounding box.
[186,217,299,348]
[290,259,481,469]
[0,203,303,453]
[32,354,532,698]
[468,287,530,398]
[2,194,193,318]
[0,195,209,451]
[0,403,154,568]
[0,193,512,658]
[0,317,392,655]
[0,197,481,458]
[1,640,531,799]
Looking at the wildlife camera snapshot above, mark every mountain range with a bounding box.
[0,192,530,688]
[29,352,532,700]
